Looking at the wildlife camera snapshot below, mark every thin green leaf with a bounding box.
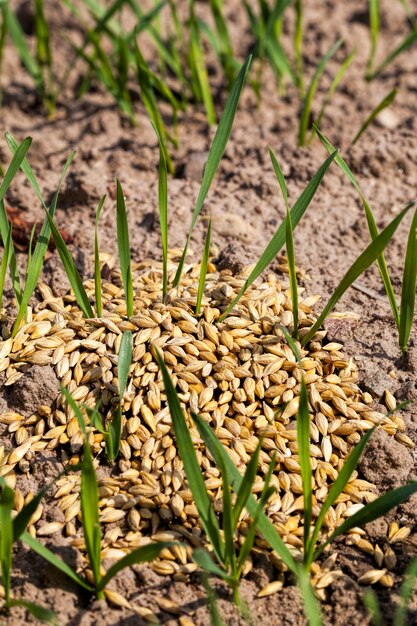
[192,548,232,583]
[395,555,417,626]
[232,434,264,527]
[351,88,397,145]
[5,133,45,206]
[192,411,297,573]
[154,124,168,298]
[25,222,37,281]
[217,150,337,322]
[399,209,417,352]
[188,12,216,125]
[0,201,21,305]
[1,5,41,87]
[172,55,252,288]
[83,404,108,437]
[196,219,212,315]
[9,598,56,624]
[156,353,224,562]
[369,27,417,79]
[62,389,101,589]
[12,150,77,335]
[116,179,133,317]
[297,378,312,555]
[363,590,383,626]
[98,542,174,591]
[108,330,132,461]
[297,566,324,626]
[94,195,106,317]
[317,482,417,559]
[298,39,343,146]
[310,49,356,143]
[366,0,379,77]
[22,531,93,591]
[294,0,303,92]
[0,223,11,306]
[0,483,14,607]
[43,208,94,319]
[308,428,374,565]
[301,204,413,347]
[314,127,399,327]
[279,325,302,362]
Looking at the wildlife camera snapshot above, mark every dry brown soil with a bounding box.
[0,0,416,624]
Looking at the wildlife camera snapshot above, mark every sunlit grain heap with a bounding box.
[0,254,412,594]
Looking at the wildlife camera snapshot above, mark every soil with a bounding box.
[0,0,416,625]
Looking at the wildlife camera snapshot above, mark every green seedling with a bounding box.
[366,0,379,78]
[172,55,252,288]
[94,195,106,318]
[351,88,397,145]
[294,0,303,93]
[108,330,132,461]
[25,388,172,599]
[116,179,133,317]
[155,126,169,299]
[0,479,56,623]
[34,0,55,115]
[0,223,11,307]
[188,2,215,126]
[309,49,355,144]
[367,17,417,79]
[157,354,323,624]
[283,343,417,572]
[195,219,212,315]
[298,38,343,146]
[208,0,237,86]
[270,150,299,338]
[316,128,417,352]
[217,148,338,322]
[300,203,413,347]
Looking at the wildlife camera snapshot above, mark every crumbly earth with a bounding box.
[0,0,416,625]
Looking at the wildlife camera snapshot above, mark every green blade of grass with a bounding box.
[0,482,14,607]
[263,0,294,84]
[84,403,108,436]
[191,409,297,574]
[25,222,37,281]
[134,42,175,173]
[316,481,417,559]
[43,209,94,319]
[0,136,33,305]
[309,49,356,143]
[34,0,54,115]
[296,566,324,626]
[172,55,252,288]
[269,150,299,338]
[236,454,276,573]
[1,5,42,88]
[394,555,417,626]
[351,88,397,145]
[368,27,417,79]
[12,150,78,335]
[232,435,264,527]
[97,542,175,591]
[62,389,101,589]
[301,203,413,347]
[0,223,11,306]
[217,150,337,322]
[297,378,312,557]
[154,125,168,298]
[363,590,383,626]
[156,353,224,563]
[399,208,417,352]
[298,38,343,146]
[195,219,212,315]
[22,531,93,591]
[314,127,399,327]
[366,0,379,77]
[294,0,303,93]
[193,548,233,583]
[307,428,374,566]
[9,599,56,625]
[116,179,133,317]
[94,195,106,318]
[109,330,132,461]
[188,11,216,125]
[5,133,45,206]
